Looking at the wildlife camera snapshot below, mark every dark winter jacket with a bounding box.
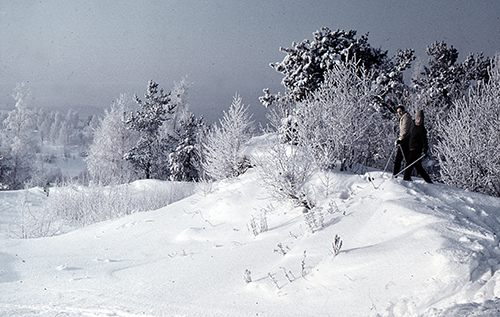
[408,124,429,154]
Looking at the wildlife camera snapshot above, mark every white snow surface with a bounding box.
[1,134,500,316]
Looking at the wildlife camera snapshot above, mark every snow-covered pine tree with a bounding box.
[168,113,204,182]
[412,41,490,110]
[410,41,490,146]
[261,27,414,147]
[202,94,254,180]
[124,80,176,180]
[261,27,414,113]
[86,95,138,185]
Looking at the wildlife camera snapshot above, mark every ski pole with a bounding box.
[382,145,397,175]
[398,143,408,164]
[392,154,426,178]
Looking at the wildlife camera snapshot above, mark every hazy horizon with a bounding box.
[1,0,499,124]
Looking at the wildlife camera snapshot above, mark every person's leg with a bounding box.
[403,166,413,181]
[401,141,410,165]
[393,147,403,176]
[415,160,433,183]
[403,151,417,181]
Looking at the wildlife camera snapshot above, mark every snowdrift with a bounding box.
[1,135,500,316]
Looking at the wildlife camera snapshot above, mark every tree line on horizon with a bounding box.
[0,27,498,198]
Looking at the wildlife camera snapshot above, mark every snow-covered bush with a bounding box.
[86,95,138,185]
[435,54,500,196]
[202,94,254,180]
[125,80,176,180]
[296,61,393,172]
[12,180,196,237]
[256,137,313,207]
[9,186,61,239]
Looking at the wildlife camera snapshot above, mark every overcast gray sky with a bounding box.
[1,0,499,123]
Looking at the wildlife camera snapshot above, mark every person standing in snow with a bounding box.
[393,105,413,177]
[403,110,433,183]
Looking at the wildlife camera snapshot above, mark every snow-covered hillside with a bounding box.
[1,135,500,316]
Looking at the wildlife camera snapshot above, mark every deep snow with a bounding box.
[1,135,500,316]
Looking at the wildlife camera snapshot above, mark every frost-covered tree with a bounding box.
[435,53,500,196]
[202,94,254,180]
[412,41,490,110]
[124,80,176,179]
[261,27,414,113]
[0,83,38,189]
[167,77,192,135]
[86,95,138,185]
[410,41,490,145]
[168,113,204,182]
[49,111,64,143]
[261,27,414,148]
[295,61,392,172]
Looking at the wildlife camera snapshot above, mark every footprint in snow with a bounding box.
[94,258,121,263]
[56,264,82,271]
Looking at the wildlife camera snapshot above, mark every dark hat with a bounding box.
[416,110,424,121]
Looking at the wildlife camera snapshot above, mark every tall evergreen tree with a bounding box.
[409,41,491,147]
[261,27,414,113]
[124,80,176,179]
[412,41,490,111]
[168,113,204,182]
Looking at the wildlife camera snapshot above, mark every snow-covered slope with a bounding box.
[1,136,500,316]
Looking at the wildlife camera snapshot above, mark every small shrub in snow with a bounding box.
[256,138,312,206]
[243,269,252,284]
[259,211,268,233]
[195,175,214,197]
[303,207,324,233]
[274,243,290,256]
[248,211,268,237]
[301,250,307,277]
[332,234,343,256]
[9,187,61,239]
[267,272,280,289]
[326,200,342,214]
[249,216,259,236]
[280,267,296,282]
